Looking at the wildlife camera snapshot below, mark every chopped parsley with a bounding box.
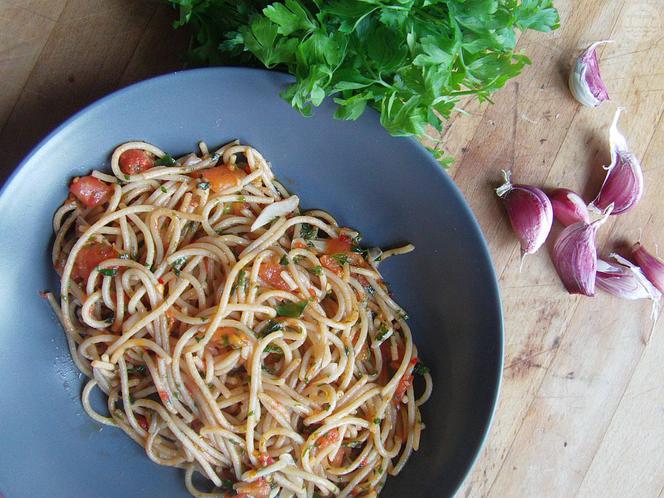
[331,253,350,265]
[123,174,130,181]
[308,265,322,276]
[127,365,147,375]
[247,410,254,417]
[197,181,210,190]
[258,320,282,338]
[299,223,314,240]
[264,344,283,355]
[279,255,289,266]
[155,154,176,166]
[99,268,118,277]
[170,256,187,276]
[375,324,390,345]
[373,417,382,425]
[160,186,168,193]
[275,300,308,318]
[414,362,430,376]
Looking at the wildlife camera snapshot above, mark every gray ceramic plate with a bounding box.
[0,68,502,498]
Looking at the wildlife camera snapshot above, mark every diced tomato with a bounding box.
[72,243,119,281]
[293,240,308,249]
[231,201,248,215]
[330,446,348,466]
[165,308,177,332]
[69,176,113,208]
[320,255,343,276]
[394,374,414,402]
[356,274,370,288]
[234,477,270,498]
[136,414,149,432]
[158,390,170,403]
[317,428,340,450]
[258,453,275,467]
[199,164,246,193]
[325,235,352,254]
[119,149,155,175]
[258,262,291,290]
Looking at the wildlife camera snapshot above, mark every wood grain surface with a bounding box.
[1,1,662,496]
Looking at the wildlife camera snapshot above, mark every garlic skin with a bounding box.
[568,41,611,107]
[632,243,664,293]
[549,188,590,226]
[552,215,608,296]
[597,254,661,304]
[496,170,553,256]
[590,108,644,215]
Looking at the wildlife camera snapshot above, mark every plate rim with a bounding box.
[1,66,504,497]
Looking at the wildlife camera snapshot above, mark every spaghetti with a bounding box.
[47,140,432,498]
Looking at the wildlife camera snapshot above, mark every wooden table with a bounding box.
[2,1,662,496]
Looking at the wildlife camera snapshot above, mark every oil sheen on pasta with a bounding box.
[47,140,432,498]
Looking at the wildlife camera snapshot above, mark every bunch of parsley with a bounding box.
[169,0,558,163]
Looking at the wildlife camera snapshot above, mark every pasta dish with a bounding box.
[46,140,432,497]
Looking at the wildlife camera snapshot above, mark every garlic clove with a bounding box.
[632,242,664,293]
[549,188,590,226]
[250,195,299,232]
[568,40,612,107]
[496,170,553,257]
[589,108,644,215]
[552,213,610,296]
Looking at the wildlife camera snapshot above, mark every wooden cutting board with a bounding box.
[1,1,662,496]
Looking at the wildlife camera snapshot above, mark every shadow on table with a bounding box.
[0,2,189,186]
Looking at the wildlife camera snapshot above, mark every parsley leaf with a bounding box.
[155,154,176,166]
[99,268,118,277]
[167,0,559,166]
[258,319,282,338]
[275,300,308,318]
[414,361,430,375]
[299,223,315,240]
[170,256,187,276]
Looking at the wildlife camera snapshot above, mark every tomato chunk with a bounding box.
[72,243,119,281]
[320,255,343,276]
[325,235,352,254]
[258,452,275,467]
[318,428,340,450]
[235,477,270,498]
[200,165,246,193]
[119,149,155,175]
[258,262,291,290]
[394,374,414,402]
[69,176,113,208]
[136,414,149,432]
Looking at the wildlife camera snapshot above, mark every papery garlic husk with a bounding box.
[552,213,609,296]
[597,254,661,308]
[549,188,590,226]
[590,108,644,215]
[568,41,611,107]
[598,253,662,344]
[496,170,553,257]
[632,242,664,293]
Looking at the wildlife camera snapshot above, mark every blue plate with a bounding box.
[0,68,502,498]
